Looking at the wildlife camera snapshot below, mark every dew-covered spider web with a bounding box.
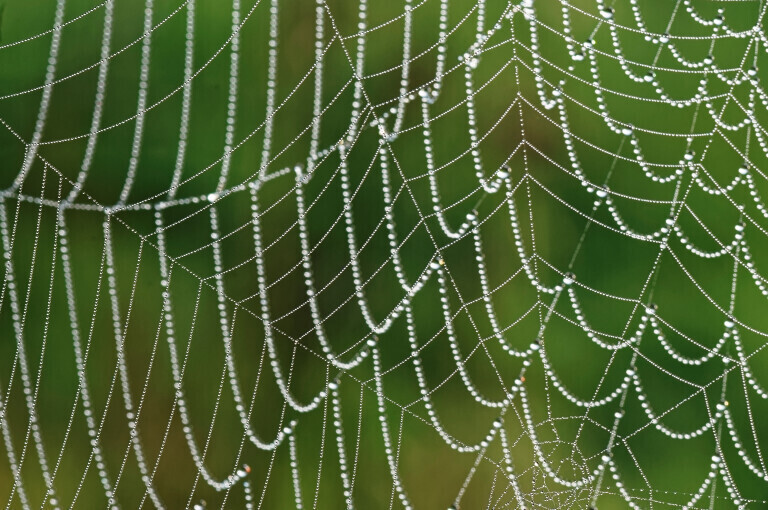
[0,0,768,507]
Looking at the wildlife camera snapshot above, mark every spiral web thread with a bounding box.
[0,0,768,508]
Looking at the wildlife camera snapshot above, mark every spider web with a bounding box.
[0,0,767,508]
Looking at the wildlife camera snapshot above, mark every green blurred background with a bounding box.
[0,0,767,507]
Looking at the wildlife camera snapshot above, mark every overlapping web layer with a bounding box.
[0,0,767,507]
